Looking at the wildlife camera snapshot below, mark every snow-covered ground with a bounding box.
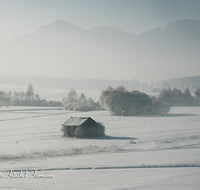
[0,106,200,189]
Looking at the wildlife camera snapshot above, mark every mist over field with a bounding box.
[1,1,200,189]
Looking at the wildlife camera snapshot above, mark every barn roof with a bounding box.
[62,117,95,127]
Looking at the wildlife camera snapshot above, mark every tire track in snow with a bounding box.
[7,164,200,173]
[0,187,41,190]
[125,142,200,152]
[129,135,200,152]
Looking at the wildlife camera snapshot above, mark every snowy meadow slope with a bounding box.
[0,106,200,189]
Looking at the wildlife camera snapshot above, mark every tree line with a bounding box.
[0,83,63,108]
[155,76,200,93]
[0,75,150,92]
[158,87,200,106]
[1,75,200,93]
[1,84,200,116]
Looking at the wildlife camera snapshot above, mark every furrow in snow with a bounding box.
[4,164,200,173]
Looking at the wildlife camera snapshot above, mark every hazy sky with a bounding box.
[0,0,200,45]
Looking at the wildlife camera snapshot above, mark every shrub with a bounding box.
[100,86,170,116]
[129,140,136,144]
[75,127,85,138]
[63,89,101,111]
[61,125,75,137]
[64,103,78,110]
[97,122,105,136]
[100,86,156,116]
[73,104,92,111]
[47,100,63,107]
[147,100,170,114]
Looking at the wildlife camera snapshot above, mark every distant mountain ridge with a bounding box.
[3,19,200,48]
[0,19,200,81]
[34,19,137,46]
[36,19,85,35]
[138,19,200,52]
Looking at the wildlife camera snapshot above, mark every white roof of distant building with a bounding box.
[62,117,92,126]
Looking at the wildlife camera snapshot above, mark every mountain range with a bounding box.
[0,19,200,82]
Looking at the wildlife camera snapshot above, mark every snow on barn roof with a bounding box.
[62,117,93,127]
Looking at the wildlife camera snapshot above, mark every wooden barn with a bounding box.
[62,117,105,138]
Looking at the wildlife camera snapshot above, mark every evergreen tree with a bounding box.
[26,83,34,97]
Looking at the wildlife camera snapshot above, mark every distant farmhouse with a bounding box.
[61,117,105,138]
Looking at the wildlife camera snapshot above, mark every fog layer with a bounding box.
[0,19,200,82]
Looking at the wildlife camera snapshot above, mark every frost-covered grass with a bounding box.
[0,106,200,189]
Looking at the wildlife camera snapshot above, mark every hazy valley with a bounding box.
[1,19,200,81]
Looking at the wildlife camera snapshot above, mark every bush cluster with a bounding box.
[62,89,101,111]
[100,86,170,116]
[61,122,105,138]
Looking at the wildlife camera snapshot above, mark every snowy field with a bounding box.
[0,106,200,189]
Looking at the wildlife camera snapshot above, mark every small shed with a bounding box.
[61,117,105,138]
